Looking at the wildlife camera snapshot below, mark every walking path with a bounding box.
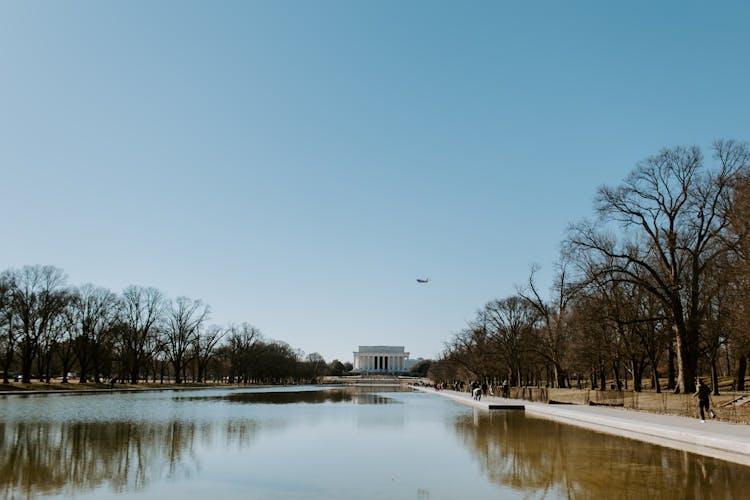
[412,386,750,467]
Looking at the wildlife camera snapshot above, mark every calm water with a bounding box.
[1,386,748,499]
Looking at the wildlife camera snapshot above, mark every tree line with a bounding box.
[0,268,352,385]
[430,140,750,395]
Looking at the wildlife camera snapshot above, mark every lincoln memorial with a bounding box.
[353,346,409,373]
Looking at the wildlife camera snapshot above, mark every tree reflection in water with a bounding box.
[3,390,747,499]
[453,411,750,499]
[175,387,401,405]
[0,418,263,498]
[220,389,397,405]
[0,388,398,498]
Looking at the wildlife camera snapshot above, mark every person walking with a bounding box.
[471,381,481,401]
[694,378,716,422]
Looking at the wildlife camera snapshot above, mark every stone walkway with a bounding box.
[412,386,750,467]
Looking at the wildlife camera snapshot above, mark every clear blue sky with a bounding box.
[1,1,749,363]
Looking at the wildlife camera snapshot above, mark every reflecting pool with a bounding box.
[1,386,748,499]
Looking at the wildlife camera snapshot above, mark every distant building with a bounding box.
[353,346,409,373]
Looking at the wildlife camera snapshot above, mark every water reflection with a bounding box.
[0,417,278,498]
[0,388,400,498]
[454,411,750,499]
[176,388,399,405]
[1,389,748,499]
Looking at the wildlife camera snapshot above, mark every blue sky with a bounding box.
[1,1,749,363]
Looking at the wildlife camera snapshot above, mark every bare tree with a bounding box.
[727,172,750,389]
[568,141,750,393]
[483,296,538,387]
[225,323,261,383]
[164,296,209,384]
[519,264,578,388]
[119,286,164,384]
[700,255,736,395]
[627,286,670,393]
[0,272,16,384]
[10,265,68,383]
[443,322,497,384]
[194,325,224,383]
[53,300,77,383]
[70,284,120,383]
[303,352,327,382]
[567,291,613,390]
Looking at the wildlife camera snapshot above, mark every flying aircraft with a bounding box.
[416,278,430,283]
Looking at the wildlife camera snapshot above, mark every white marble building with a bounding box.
[353,346,409,373]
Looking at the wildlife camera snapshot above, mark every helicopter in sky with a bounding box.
[416,277,430,284]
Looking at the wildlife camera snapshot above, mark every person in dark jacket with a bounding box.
[694,378,716,422]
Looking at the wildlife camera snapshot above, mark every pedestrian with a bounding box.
[694,378,716,422]
[502,379,509,398]
[471,381,482,400]
[473,386,482,401]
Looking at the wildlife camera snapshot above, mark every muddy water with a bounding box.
[0,386,747,499]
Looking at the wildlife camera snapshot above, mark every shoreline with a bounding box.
[0,382,258,396]
[413,386,750,467]
[0,374,416,395]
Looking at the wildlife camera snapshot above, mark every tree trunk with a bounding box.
[174,356,182,384]
[36,354,45,383]
[91,348,102,384]
[61,361,71,384]
[612,360,622,390]
[21,340,34,384]
[631,358,642,392]
[673,321,699,394]
[78,360,88,384]
[75,338,90,384]
[554,362,566,388]
[667,344,676,390]
[711,359,720,395]
[2,346,13,384]
[736,354,747,391]
[651,358,661,394]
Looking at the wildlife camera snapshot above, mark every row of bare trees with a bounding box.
[0,267,338,385]
[432,140,750,395]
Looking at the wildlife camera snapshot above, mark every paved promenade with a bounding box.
[412,386,750,467]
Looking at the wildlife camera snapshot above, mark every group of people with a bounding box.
[468,380,511,401]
